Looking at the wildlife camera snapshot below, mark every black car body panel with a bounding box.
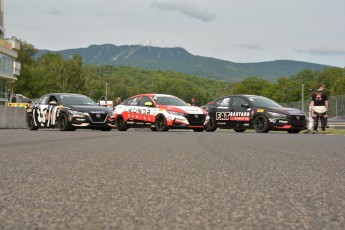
[26,93,114,131]
[202,95,307,133]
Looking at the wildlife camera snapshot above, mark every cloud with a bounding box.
[295,47,345,56]
[47,9,63,15]
[235,44,262,50]
[150,1,216,22]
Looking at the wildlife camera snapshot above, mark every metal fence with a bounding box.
[282,94,345,118]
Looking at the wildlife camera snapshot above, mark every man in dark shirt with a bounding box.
[310,84,328,134]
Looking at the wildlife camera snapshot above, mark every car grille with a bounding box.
[89,113,108,123]
[184,114,206,125]
[291,115,306,126]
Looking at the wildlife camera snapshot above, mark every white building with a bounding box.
[0,0,21,105]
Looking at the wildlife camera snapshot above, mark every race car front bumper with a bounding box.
[68,113,115,127]
[170,114,210,128]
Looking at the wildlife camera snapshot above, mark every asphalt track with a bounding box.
[1,129,345,229]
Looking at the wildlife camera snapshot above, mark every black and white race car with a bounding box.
[202,95,307,133]
[26,93,114,131]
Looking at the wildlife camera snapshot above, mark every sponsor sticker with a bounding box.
[128,107,151,115]
[278,120,289,124]
[230,117,250,121]
[216,112,250,121]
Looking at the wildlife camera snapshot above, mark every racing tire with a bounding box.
[234,128,246,132]
[205,116,217,132]
[287,129,301,134]
[27,114,38,130]
[57,113,75,131]
[193,128,204,132]
[155,114,169,132]
[115,115,128,131]
[253,115,270,133]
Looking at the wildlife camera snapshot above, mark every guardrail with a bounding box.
[327,121,345,129]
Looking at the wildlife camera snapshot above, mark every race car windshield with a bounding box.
[153,96,188,106]
[249,96,281,107]
[61,95,97,106]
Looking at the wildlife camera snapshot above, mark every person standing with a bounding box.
[310,84,328,134]
[115,97,122,105]
[304,89,315,134]
[191,98,198,106]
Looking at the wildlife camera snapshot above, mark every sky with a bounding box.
[4,0,345,67]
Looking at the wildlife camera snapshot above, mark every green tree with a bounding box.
[12,39,37,98]
[232,77,271,95]
[315,67,344,96]
[63,55,85,93]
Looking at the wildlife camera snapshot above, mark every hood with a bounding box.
[159,105,206,114]
[67,105,112,113]
[270,107,305,115]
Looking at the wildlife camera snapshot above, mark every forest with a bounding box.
[12,40,345,106]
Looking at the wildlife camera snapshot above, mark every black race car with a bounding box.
[26,93,114,131]
[202,95,307,133]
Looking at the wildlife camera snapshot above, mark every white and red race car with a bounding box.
[113,94,209,132]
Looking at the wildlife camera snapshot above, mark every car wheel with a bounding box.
[27,114,38,130]
[253,115,269,133]
[287,129,301,134]
[155,114,169,132]
[234,128,246,132]
[57,113,75,131]
[193,128,204,132]
[205,116,217,132]
[115,115,128,131]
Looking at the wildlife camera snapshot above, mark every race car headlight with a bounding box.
[167,110,185,116]
[67,110,84,116]
[267,112,287,118]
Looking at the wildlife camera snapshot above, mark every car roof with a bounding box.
[226,94,258,97]
[215,94,260,99]
[42,93,86,97]
[132,94,178,98]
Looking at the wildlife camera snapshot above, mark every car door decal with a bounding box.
[216,112,251,121]
[47,105,58,126]
[229,111,251,121]
[34,105,58,127]
[35,105,49,127]
[128,106,156,122]
[216,112,230,120]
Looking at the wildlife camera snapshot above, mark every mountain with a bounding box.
[35,44,331,82]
